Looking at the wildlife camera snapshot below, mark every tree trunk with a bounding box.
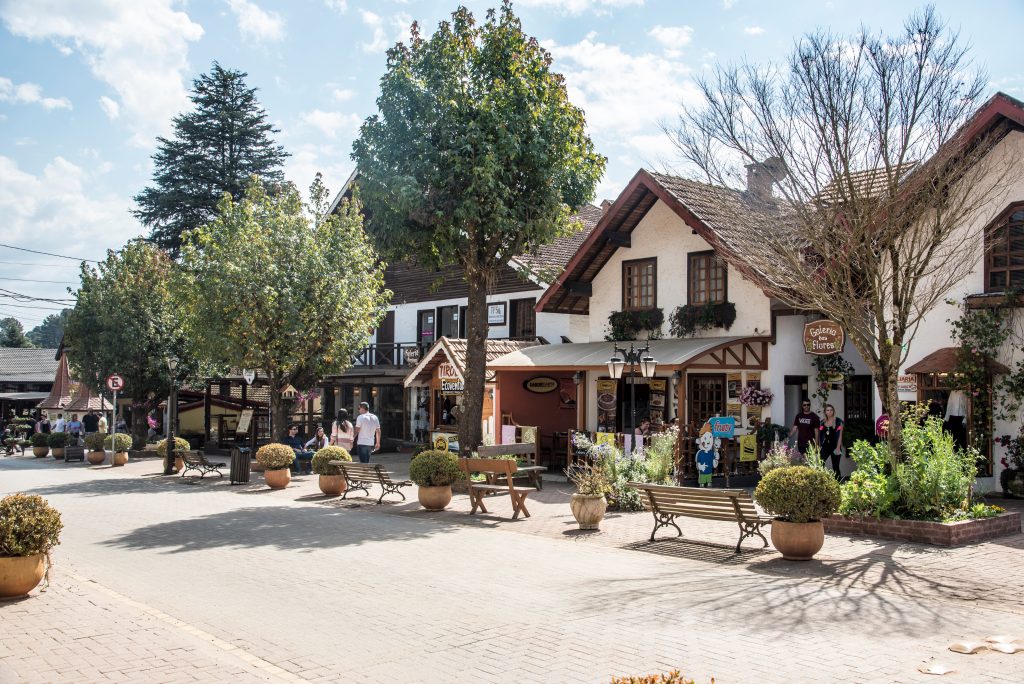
[129,401,148,449]
[269,385,290,442]
[458,271,488,455]
[874,361,903,461]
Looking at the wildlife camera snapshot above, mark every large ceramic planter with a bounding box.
[771,519,825,560]
[318,474,347,497]
[0,554,46,598]
[32,446,49,458]
[417,485,453,511]
[570,494,608,530]
[264,468,291,490]
[51,448,65,459]
[112,452,129,466]
[87,450,106,465]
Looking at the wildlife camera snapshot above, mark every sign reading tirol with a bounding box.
[438,362,464,395]
[803,320,845,355]
[523,376,559,394]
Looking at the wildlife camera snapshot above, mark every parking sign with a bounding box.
[106,374,125,392]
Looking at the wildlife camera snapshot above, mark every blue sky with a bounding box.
[0,0,1021,331]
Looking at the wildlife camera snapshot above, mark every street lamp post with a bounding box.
[164,356,178,475]
[607,342,658,441]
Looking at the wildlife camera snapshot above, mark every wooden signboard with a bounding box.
[803,320,845,355]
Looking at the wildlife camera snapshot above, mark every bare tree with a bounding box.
[667,6,1011,454]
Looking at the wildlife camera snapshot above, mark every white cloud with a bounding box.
[0,76,71,110]
[518,0,643,15]
[359,9,412,54]
[332,87,355,102]
[283,142,352,200]
[98,95,119,119]
[225,0,284,42]
[722,0,737,9]
[324,0,347,13]
[743,26,765,35]
[299,109,361,139]
[648,25,694,49]
[0,1,204,145]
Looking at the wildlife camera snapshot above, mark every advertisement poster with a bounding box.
[745,372,761,390]
[558,377,577,410]
[746,404,762,426]
[738,434,758,461]
[595,432,616,450]
[727,373,742,401]
[237,409,253,435]
[596,378,618,432]
[431,432,459,452]
[727,402,742,422]
[648,379,666,426]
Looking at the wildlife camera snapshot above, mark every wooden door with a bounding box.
[687,374,725,426]
[375,311,395,365]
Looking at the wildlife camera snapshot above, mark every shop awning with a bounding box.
[487,336,768,371]
[404,337,542,387]
[0,391,49,402]
[906,347,1010,375]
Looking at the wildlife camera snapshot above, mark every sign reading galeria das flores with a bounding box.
[438,362,464,395]
[803,319,845,355]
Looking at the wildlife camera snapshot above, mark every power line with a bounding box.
[0,301,69,311]
[0,309,45,323]
[0,289,76,305]
[0,260,82,268]
[0,277,76,284]
[0,242,101,263]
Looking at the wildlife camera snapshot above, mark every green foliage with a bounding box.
[606,308,664,342]
[758,442,795,476]
[31,433,49,447]
[312,446,351,475]
[811,353,855,412]
[0,494,62,557]
[566,461,612,497]
[155,437,190,458]
[178,176,388,441]
[104,434,132,452]
[643,431,677,484]
[839,439,899,517]
[84,433,106,451]
[609,672,695,684]
[134,62,288,255]
[946,503,1004,521]
[756,422,789,444]
[754,466,841,523]
[27,309,71,349]
[409,450,465,487]
[668,302,737,338]
[46,432,69,448]
[255,443,295,471]
[0,317,33,348]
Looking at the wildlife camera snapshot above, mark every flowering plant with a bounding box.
[739,386,774,407]
[996,430,1024,471]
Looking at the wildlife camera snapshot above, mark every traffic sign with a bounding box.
[106,374,125,392]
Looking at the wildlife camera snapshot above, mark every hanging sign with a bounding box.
[106,374,125,392]
[897,374,917,394]
[431,431,459,452]
[242,369,256,385]
[438,361,464,395]
[523,376,559,394]
[803,320,846,355]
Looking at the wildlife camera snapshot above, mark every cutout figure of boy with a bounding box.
[695,423,720,487]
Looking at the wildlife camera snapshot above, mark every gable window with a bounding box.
[688,251,727,305]
[622,258,657,310]
[987,205,1024,292]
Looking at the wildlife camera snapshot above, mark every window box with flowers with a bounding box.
[668,302,737,338]
[606,308,664,341]
[739,386,774,407]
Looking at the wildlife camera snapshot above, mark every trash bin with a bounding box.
[230,446,251,484]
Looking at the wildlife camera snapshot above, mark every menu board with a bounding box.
[596,378,618,432]
[728,372,742,401]
[648,379,666,426]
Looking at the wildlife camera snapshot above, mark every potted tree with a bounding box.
[754,465,841,560]
[312,446,351,496]
[256,443,295,490]
[0,494,62,598]
[30,433,49,458]
[47,432,69,459]
[84,433,107,465]
[409,450,465,511]
[566,461,612,530]
[105,434,132,466]
[155,437,190,472]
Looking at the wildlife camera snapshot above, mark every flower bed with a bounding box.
[823,511,1020,546]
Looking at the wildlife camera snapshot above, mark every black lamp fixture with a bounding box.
[607,342,658,439]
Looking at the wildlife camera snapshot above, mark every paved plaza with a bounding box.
[1,453,1023,684]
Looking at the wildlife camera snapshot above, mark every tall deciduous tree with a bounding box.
[668,7,1008,455]
[352,2,605,454]
[134,62,289,256]
[27,309,71,349]
[177,175,389,441]
[65,241,196,448]
[0,318,32,348]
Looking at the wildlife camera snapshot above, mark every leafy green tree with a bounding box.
[64,241,196,448]
[0,317,33,348]
[177,175,389,441]
[351,2,605,453]
[133,62,289,256]
[27,309,71,349]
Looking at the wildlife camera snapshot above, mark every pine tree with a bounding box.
[0,317,33,348]
[26,309,71,349]
[133,62,289,255]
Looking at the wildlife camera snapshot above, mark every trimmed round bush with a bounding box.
[154,437,190,458]
[754,465,840,523]
[256,443,295,471]
[46,432,69,448]
[31,433,49,447]
[409,450,466,487]
[84,433,107,451]
[104,433,132,452]
[0,494,63,557]
[312,446,351,475]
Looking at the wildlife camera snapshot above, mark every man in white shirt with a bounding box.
[352,401,381,463]
[53,414,66,433]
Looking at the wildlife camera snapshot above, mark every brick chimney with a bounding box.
[744,157,786,202]
[601,199,613,215]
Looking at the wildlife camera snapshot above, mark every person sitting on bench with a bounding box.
[283,424,314,475]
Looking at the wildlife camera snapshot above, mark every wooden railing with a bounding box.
[350,342,426,369]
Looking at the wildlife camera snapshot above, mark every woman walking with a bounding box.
[330,409,355,453]
[818,404,844,479]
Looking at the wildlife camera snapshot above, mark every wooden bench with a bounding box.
[628,482,773,553]
[178,450,225,478]
[477,443,546,490]
[63,445,85,463]
[330,461,412,504]
[459,457,533,519]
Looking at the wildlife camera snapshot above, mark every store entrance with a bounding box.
[687,374,725,426]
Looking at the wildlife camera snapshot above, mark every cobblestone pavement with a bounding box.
[1,452,1023,684]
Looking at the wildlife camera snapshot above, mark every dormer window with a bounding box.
[987,204,1024,292]
[688,251,727,305]
[622,258,656,310]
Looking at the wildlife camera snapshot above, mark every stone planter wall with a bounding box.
[823,512,1021,546]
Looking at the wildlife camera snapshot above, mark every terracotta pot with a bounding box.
[264,468,291,490]
[87,450,106,465]
[0,554,46,598]
[318,474,347,497]
[32,446,49,458]
[112,452,129,466]
[570,494,608,530]
[771,519,825,561]
[417,485,453,511]
[51,448,65,459]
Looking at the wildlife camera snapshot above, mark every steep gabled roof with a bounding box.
[37,353,74,409]
[403,336,540,386]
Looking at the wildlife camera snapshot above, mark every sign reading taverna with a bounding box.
[803,320,845,355]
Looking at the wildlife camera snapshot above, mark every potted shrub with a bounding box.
[312,446,351,496]
[409,450,465,510]
[256,443,295,489]
[84,432,107,465]
[104,434,132,466]
[30,433,49,458]
[754,465,840,560]
[155,437,190,472]
[566,461,612,530]
[0,494,62,598]
[46,432,69,459]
